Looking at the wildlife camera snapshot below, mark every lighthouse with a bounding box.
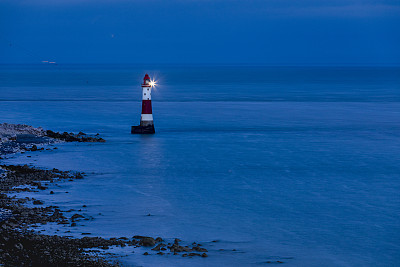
[131,74,156,134]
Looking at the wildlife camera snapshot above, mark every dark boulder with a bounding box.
[33,200,43,205]
[140,237,156,247]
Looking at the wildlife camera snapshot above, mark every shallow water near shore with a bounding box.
[1,65,400,266]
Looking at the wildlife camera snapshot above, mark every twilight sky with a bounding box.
[0,0,399,65]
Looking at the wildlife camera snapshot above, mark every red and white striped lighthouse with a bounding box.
[131,74,155,134]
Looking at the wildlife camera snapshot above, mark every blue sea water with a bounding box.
[1,65,400,266]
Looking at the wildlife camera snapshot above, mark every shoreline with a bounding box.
[0,124,208,266]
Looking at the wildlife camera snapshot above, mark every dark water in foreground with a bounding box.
[1,65,400,266]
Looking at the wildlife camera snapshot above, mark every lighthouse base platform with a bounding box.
[131,125,155,134]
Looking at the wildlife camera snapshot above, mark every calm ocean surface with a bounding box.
[1,65,400,266]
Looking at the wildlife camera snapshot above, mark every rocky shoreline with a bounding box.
[0,123,105,156]
[0,124,209,266]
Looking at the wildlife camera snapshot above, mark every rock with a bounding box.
[155,237,163,242]
[30,145,38,151]
[143,252,149,255]
[168,243,191,253]
[33,200,43,205]
[192,245,208,252]
[151,243,166,251]
[133,235,145,239]
[45,130,106,143]
[38,185,47,190]
[140,237,156,247]
[50,191,54,194]
[188,253,201,257]
[201,253,208,258]
[71,214,84,221]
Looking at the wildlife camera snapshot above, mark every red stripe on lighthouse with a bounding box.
[141,100,152,114]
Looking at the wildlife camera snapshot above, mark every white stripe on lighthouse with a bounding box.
[141,114,153,121]
[142,88,151,100]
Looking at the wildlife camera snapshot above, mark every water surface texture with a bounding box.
[1,65,400,266]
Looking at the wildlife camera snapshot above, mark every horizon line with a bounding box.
[0,63,399,67]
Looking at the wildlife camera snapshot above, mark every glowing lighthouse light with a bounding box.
[131,74,156,134]
[149,80,157,87]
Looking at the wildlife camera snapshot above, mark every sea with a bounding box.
[1,64,399,266]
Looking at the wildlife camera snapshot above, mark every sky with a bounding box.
[0,0,399,65]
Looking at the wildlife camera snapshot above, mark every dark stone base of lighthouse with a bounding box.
[131,125,155,134]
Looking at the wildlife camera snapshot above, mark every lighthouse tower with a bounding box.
[131,74,155,134]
